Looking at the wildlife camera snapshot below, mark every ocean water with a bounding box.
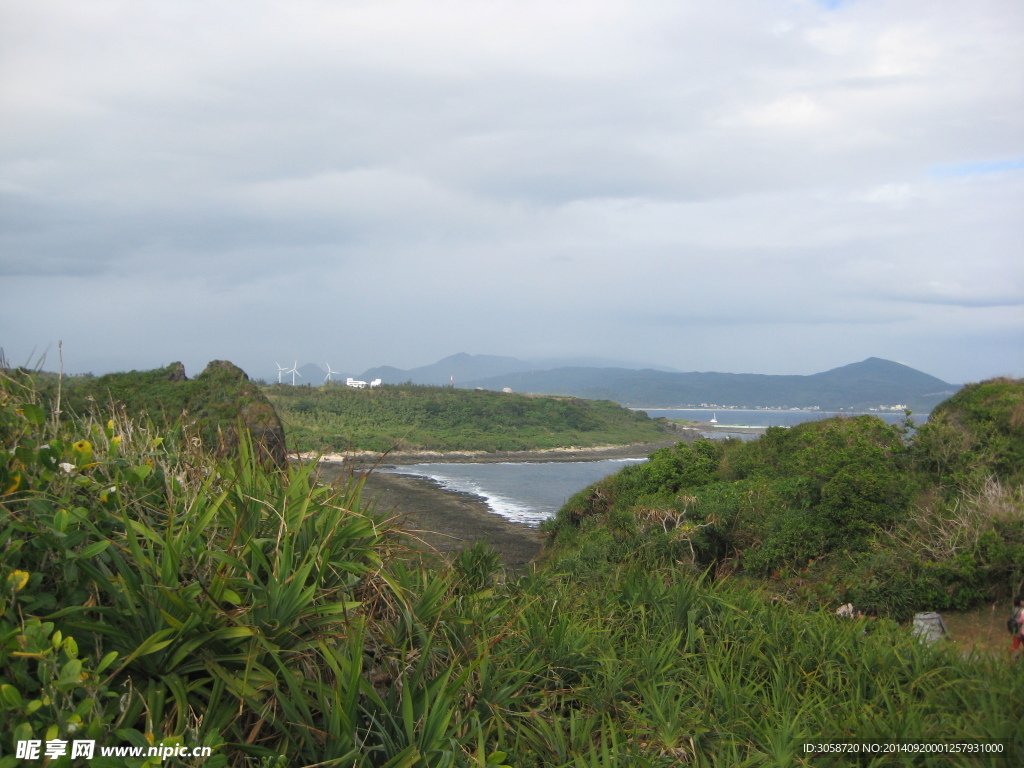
[379,458,645,527]
[640,408,922,441]
[639,408,921,428]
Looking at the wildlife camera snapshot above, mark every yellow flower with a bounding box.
[111,435,122,446]
[7,570,30,591]
[71,440,94,467]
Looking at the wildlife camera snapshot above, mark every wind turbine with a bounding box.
[287,361,301,386]
[275,362,287,384]
[324,363,339,383]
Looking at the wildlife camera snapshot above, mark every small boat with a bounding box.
[710,413,718,424]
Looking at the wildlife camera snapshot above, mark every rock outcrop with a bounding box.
[192,360,288,468]
[49,360,288,468]
[166,362,188,382]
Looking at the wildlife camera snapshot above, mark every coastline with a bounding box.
[309,430,702,570]
[301,427,703,468]
[315,464,545,570]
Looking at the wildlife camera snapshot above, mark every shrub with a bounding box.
[914,377,1024,489]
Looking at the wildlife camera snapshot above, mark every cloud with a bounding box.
[1,0,1021,385]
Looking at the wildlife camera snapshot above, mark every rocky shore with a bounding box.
[314,460,547,570]
[311,429,703,571]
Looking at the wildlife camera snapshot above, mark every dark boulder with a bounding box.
[193,361,288,468]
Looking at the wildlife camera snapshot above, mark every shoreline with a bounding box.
[316,464,544,570]
[300,428,703,468]
[309,429,703,571]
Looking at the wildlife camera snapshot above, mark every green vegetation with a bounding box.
[545,379,1024,620]
[264,383,674,453]
[913,377,1024,488]
[27,361,286,466]
[3,371,1022,766]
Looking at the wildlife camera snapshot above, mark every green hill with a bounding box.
[26,360,287,466]
[913,376,1024,486]
[546,378,1024,618]
[263,382,675,453]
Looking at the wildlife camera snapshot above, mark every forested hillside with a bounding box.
[264,382,675,453]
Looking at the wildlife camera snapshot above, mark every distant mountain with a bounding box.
[529,356,682,373]
[297,362,327,384]
[462,357,959,412]
[337,353,957,411]
[360,353,536,386]
[359,353,679,386]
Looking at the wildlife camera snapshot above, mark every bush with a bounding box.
[547,403,1024,617]
[0,372,399,764]
[5,369,1022,765]
[914,377,1024,488]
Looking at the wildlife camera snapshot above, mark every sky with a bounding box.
[1,0,1022,386]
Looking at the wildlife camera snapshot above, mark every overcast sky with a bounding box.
[2,0,1022,385]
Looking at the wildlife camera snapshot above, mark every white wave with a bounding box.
[380,458,646,527]
[405,470,550,526]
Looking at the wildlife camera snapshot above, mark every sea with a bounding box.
[379,458,645,527]
[639,408,920,440]
[381,409,924,527]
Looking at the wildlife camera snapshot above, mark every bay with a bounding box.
[380,458,645,527]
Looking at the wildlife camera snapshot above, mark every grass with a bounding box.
[3,368,1023,767]
[942,605,1021,658]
